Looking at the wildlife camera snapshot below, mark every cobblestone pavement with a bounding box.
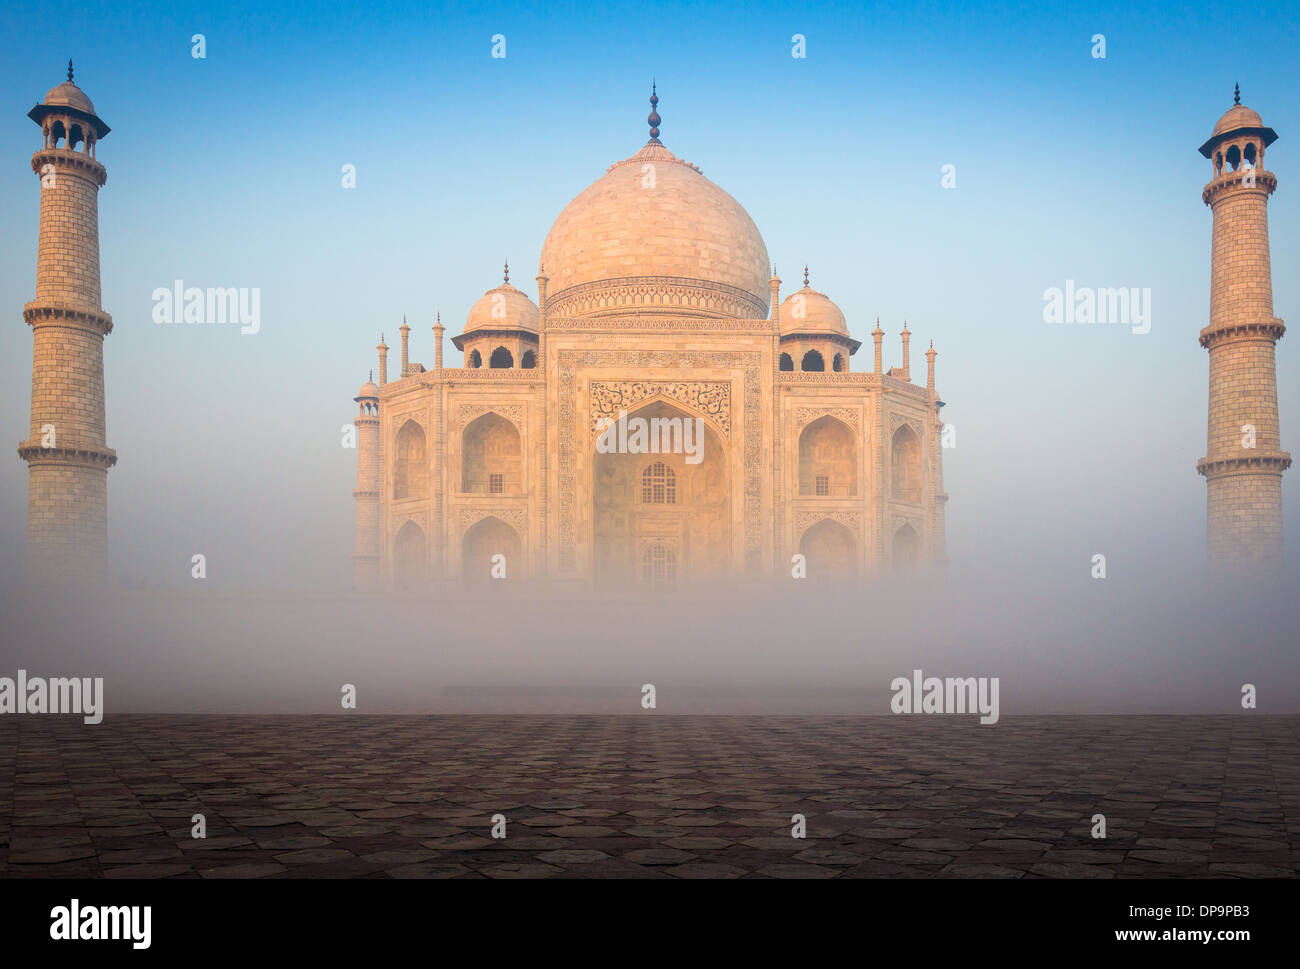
[0,715,1296,879]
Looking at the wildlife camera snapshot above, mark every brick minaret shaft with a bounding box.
[18,64,117,580]
[352,378,380,590]
[1196,88,1291,564]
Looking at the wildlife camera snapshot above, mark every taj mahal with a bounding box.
[16,69,1289,589]
[347,90,950,590]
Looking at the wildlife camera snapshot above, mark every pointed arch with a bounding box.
[462,412,521,494]
[489,346,514,368]
[520,349,537,369]
[779,352,794,371]
[892,522,921,569]
[799,518,857,579]
[394,420,427,499]
[890,424,922,503]
[468,348,482,368]
[799,415,857,497]
[393,520,427,591]
[462,515,522,583]
[801,349,825,372]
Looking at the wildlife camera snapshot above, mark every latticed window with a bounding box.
[642,544,677,587]
[488,473,504,495]
[640,462,676,504]
[815,474,830,496]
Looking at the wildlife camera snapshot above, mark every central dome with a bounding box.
[539,140,771,319]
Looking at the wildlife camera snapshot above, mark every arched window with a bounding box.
[779,352,794,372]
[394,420,427,499]
[640,461,676,504]
[1226,144,1241,172]
[468,349,482,368]
[490,346,513,368]
[890,424,922,503]
[832,353,845,372]
[520,349,537,369]
[801,349,824,372]
[641,544,677,588]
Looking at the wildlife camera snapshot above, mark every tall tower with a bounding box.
[18,63,117,581]
[352,377,381,590]
[1197,86,1290,564]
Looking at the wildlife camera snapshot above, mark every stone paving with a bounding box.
[0,715,1296,879]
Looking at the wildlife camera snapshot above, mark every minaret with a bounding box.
[1196,86,1290,564]
[352,376,381,590]
[19,63,116,581]
[872,318,884,375]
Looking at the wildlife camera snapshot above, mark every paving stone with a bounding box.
[0,714,1294,879]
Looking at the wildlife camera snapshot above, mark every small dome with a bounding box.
[780,284,848,336]
[1211,103,1264,139]
[465,282,539,333]
[356,380,379,398]
[43,81,95,115]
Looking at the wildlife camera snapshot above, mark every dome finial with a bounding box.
[67,59,74,83]
[370,369,373,382]
[647,82,661,143]
[803,265,809,288]
[504,260,509,284]
[1234,82,1241,105]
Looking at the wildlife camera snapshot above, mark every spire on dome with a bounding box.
[67,59,74,83]
[647,82,661,143]
[803,265,810,288]
[504,260,510,284]
[1234,82,1241,105]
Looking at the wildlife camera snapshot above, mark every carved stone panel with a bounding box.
[794,407,860,431]
[794,511,860,535]
[589,380,730,437]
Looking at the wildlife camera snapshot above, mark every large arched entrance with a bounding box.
[462,515,522,584]
[592,400,730,589]
[798,518,857,579]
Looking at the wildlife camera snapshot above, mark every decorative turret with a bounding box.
[453,262,540,369]
[777,266,861,372]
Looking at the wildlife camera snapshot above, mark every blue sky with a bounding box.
[0,0,1297,588]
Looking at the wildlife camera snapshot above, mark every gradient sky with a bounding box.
[0,0,1297,590]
